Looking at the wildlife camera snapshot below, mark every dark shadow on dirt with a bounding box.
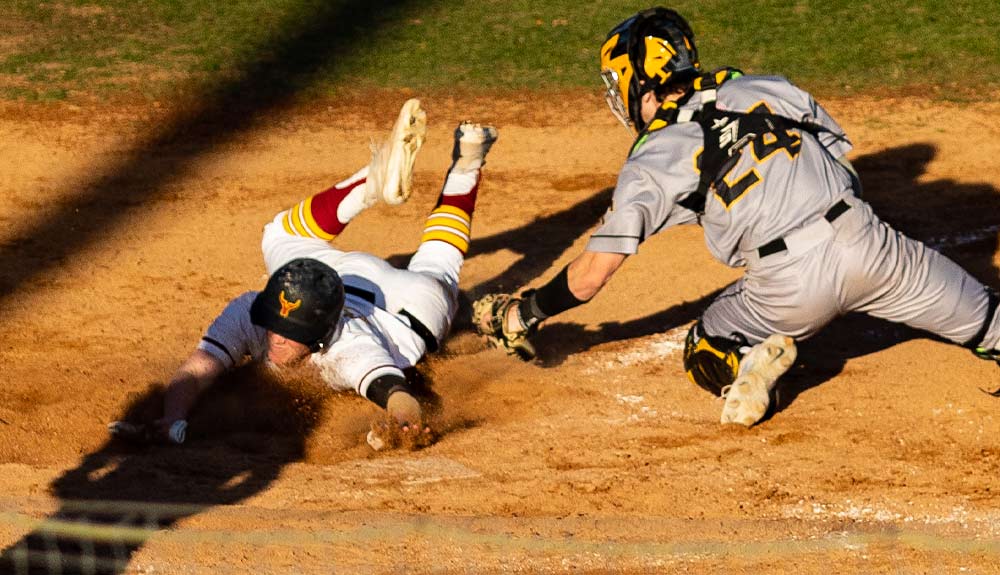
[510,145,1000,411]
[387,187,614,332]
[852,143,999,288]
[464,187,615,294]
[0,365,325,574]
[0,3,428,570]
[0,0,424,314]
[532,289,722,369]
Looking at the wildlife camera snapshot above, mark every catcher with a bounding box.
[475,7,1000,426]
[111,100,498,449]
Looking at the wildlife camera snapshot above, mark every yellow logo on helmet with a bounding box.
[278,290,302,318]
[643,36,678,84]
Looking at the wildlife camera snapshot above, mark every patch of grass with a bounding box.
[1,0,998,101]
[0,85,69,102]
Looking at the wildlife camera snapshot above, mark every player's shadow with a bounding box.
[529,144,1000,411]
[386,187,615,331]
[853,143,999,287]
[0,366,322,575]
[464,187,615,294]
[0,0,421,314]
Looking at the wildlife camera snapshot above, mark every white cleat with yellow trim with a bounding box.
[720,334,797,427]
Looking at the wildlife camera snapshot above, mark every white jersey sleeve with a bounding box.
[312,314,407,396]
[196,291,268,369]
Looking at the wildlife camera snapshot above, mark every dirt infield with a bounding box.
[0,92,998,573]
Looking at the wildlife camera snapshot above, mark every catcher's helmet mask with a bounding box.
[600,7,700,132]
[250,258,346,353]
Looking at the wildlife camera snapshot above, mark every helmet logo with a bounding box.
[278,290,302,318]
[644,36,678,83]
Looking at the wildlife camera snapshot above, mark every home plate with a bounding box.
[339,457,482,486]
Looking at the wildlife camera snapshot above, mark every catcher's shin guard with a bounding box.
[683,323,743,396]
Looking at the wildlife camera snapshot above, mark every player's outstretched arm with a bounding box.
[156,349,226,433]
[108,350,225,446]
[474,250,627,359]
[565,250,628,301]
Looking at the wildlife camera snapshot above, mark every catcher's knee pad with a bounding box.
[683,323,745,396]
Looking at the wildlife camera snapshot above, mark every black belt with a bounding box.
[757,200,851,258]
[399,309,439,353]
[344,285,439,353]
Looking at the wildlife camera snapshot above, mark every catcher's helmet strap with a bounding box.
[629,68,742,156]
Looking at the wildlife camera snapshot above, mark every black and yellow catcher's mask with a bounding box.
[600,7,701,133]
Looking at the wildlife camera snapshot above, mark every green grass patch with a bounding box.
[1,0,998,102]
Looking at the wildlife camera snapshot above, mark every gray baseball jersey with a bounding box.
[588,74,1000,350]
[588,75,853,263]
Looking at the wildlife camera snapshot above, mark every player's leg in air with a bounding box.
[397,122,499,344]
[261,99,427,271]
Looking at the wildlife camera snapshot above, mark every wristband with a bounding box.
[531,265,587,318]
[365,374,408,409]
[517,290,546,330]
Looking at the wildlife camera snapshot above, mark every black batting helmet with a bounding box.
[250,258,345,351]
[600,7,700,132]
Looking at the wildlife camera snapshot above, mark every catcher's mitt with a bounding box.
[472,293,536,361]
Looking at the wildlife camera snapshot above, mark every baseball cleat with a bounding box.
[451,121,498,173]
[720,334,797,427]
[368,98,427,206]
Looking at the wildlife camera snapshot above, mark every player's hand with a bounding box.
[367,392,434,451]
[366,420,434,452]
[472,293,537,360]
[108,419,187,446]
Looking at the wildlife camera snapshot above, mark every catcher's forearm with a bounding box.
[518,251,627,327]
[566,250,627,300]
